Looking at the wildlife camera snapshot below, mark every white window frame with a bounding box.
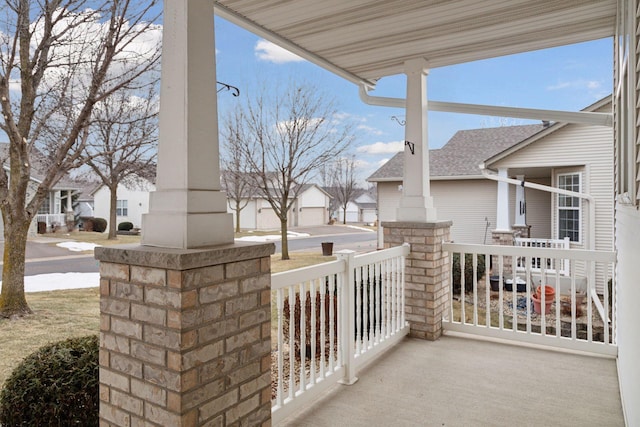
[116,199,128,217]
[556,172,582,244]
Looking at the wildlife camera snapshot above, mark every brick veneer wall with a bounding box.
[492,230,515,277]
[96,242,274,426]
[382,221,452,340]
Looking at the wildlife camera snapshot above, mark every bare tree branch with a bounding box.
[0,0,160,317]
[236,82,354,260]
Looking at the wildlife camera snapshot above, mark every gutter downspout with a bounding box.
[358,85,613,126]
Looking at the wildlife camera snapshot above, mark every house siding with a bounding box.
[379,179,498,244]
[490,123,613,251]
[431,180,496,244]
[512,177,552,239]
[491,123,613,292]
[93,180,155,229]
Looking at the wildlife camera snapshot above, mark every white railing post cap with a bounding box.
[335,249,356,256]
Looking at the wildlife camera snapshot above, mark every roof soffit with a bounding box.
[215,0,616,83]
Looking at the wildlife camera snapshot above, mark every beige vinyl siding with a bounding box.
[377,182,402,223]
[431,179,496,244]
[491,122,613,292]
[518,177,552,239]
[490,123,613,252]
[377,179,496,244]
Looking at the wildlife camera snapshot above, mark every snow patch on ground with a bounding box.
[56,241,101,252]
[1,272,101,293]
[344,225,375,232]
[235,231,310,243]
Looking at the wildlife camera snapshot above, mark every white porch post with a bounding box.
[396,58,437,222]
[514,174,526,226]
[496,168,510,231]
[142,0,233,248]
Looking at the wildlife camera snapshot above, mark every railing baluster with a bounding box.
[460,253,466,324]
[511,254,517,333]
[299,283,307,391]
[356,265,362,355]
[310,279,317,385]
[540,257,547,337]
[485,251,490,328]
[382,259,393,338]
[525,256,531,334]
[332,272,338,370]
[319,276,326,378]
[276,288,284,407]
[604,262,610,344]
[585,261,606,342]
[498,255,504,330]
[473,253,478,326]
[570,263,577,341]
[366,264,372,348]
[288,285,295,400]
[400,251,406,326]
[554,260,561,338]
[375,261,381,343]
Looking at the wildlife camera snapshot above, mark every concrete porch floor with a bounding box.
[280,335,624,427]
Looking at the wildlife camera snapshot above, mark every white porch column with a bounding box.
[495,168,510,231]
[514,174,526,226]
[142,0,233,248]
[396,58,437,222]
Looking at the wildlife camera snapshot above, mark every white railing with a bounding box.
[36,213,66,229]
[442,243,616,356]
[271,244,410,424]
[514,237,570,275]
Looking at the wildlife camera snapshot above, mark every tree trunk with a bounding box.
[280,218,289,260]
[342,202,348,224]
[235,200,241,233]
[0,217,32,317]
[108,185,118,240]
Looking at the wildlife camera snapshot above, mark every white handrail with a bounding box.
[443,242,617,356]
[271,244,410,423]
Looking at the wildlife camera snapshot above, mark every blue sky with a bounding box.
[213,16,613,184]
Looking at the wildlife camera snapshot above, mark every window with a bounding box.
[37,193,51,215]
[557,173,581,242]
[116,200,128,217]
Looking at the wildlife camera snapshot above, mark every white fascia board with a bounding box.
[214,4,376,89]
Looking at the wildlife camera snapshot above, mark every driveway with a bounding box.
[0,236,77,261]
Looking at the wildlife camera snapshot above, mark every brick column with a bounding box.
[382,221,452,340]
[492,229,515,277]
[96,242,274,426]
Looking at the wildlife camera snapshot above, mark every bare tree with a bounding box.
[238,83,353,260]
[83,83,159,240]
[327,155,358,224]
[0,1,161,317]
[221,109,251,232]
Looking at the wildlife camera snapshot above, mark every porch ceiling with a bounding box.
[214,0,616,87]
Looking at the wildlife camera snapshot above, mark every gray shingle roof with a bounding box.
[367,124,545,181]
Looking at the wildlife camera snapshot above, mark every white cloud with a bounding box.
[357,124,384,136]
[357,141,404,155]
[546,79,601,92]
[546,82,571,91]
[255,39,304,64]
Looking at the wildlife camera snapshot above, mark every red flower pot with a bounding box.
[536,285,555,299]
[531,293,553,314]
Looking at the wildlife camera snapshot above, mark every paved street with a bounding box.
[0,225,378,276]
